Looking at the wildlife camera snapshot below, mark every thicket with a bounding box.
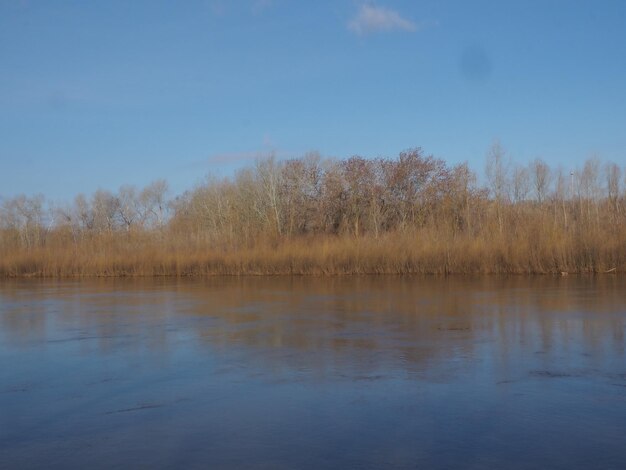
[2,145,625,276]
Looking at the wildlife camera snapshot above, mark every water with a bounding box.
[1,276,625,469]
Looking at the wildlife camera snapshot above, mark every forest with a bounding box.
[1,144,625,276]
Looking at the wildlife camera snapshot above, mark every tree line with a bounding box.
[1,145,625,276]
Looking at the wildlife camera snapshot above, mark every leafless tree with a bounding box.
[92,190,119,233]
[485,141,509,233]
[255,156,284,236]
[117,185,140,232]
[606,162,621,219]
[0,194,46,247]
[74,194,94,232]
[140,179,169,228]
[553,167,569,227]
[512,165,530,203]
[531,158,551,204]
[579,157,602,227]
[280,153,323,235]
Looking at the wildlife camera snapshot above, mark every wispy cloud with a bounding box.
[348,4,416,35]
[206,133,283,165]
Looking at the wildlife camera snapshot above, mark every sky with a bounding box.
[1,0,626,200]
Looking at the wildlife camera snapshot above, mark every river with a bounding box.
[1,276,625,469]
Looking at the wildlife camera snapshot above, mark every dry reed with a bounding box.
[2,151,625,277]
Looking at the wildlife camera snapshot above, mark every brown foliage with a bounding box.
[1,149,626,277]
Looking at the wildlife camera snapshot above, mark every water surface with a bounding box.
[1,276,625,469]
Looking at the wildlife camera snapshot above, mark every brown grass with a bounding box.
[2,152,625,277]
[2,221,625,277]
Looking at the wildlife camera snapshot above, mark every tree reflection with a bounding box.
[1,276,625,380]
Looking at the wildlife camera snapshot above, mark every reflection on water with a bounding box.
[1,277,625,469]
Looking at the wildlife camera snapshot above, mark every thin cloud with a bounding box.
[348,4,416,35]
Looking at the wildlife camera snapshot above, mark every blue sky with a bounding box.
[1,0,625,200]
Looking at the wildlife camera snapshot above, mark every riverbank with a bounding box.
[3,153,625,277]
[2,230,623,277]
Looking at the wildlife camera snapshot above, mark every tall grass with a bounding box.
[2,149,625,277]
[1,221,625,277]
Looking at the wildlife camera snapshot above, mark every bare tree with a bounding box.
[553,167,569,227]
[255,156,284,236]
[319,160,346,234]
[341,156,377,236]
[485,141,509,233]
[0,194,46,247]
[606,162,621,219]
[281,153,323,235]
[531,158,551,204]
[580,157,602,227]
[512,165,530,203]
[485,141,509,201]
[117,185,140,232]
[74,194,94,232]
[92,190,119,233]
[140,179,169,228]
